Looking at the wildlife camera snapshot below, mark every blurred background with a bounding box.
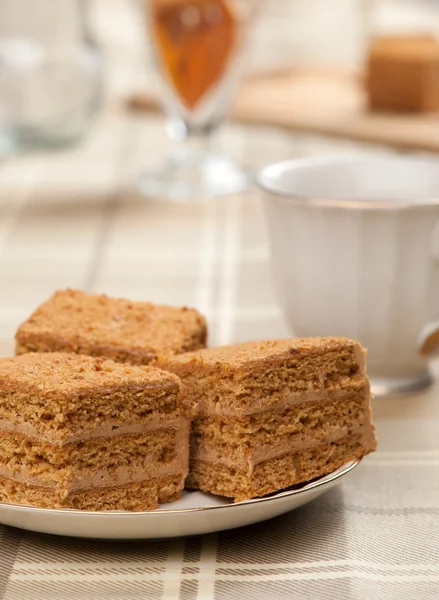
[1,0,439,354]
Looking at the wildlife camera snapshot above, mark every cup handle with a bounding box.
[419,322,439,355]
[419,222,439,356]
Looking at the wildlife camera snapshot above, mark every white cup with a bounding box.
[257,155,439,397]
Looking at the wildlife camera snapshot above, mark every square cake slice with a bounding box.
[159,337,377,502]
[15,289,207,365]
[0,353,190,510]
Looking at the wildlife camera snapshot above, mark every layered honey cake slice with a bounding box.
[0,353,190,510]
[15,289,207,365]
[159,338,377,502]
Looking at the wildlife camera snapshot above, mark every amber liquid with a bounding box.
[150,0,238,110]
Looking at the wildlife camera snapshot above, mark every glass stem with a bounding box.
[165,116,215,160]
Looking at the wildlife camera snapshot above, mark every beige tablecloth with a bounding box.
[0,0,439,598]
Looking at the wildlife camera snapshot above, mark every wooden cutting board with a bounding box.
[128,68,439,153]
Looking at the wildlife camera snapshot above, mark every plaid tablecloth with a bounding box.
[0,112,438,600]
[0,1,439,598]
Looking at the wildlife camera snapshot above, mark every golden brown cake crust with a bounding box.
[159,337,359,368]
[1,350,180,394]
[15,289,207,365]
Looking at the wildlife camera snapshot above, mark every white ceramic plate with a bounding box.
[0,460,359,539]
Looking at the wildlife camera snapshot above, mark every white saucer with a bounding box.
[0,460,359,539]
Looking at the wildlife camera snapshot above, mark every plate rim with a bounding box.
[0,459,360,518]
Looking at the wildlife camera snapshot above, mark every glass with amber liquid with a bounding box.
[139,0,253,201]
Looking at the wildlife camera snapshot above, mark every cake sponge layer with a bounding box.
[0,352,185,440]
[159,337,368,415]
[15,289,207,365]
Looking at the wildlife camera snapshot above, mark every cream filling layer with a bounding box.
[0,435,190,495]
[0,459,188,496]
[0,415,188,446]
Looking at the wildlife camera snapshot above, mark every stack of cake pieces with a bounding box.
[0,352,189,510]
[0,288,376,510]
[159,338,377,502]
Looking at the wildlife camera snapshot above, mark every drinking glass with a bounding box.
[138,0,254,202]
[0,0,103,150]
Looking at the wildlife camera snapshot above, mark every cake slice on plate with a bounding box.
[159,337,377,502]
[15,288,207,365]
[0,352,190,510]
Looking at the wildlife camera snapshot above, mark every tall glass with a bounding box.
[138,0,253,201]
[0,0,103,150]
